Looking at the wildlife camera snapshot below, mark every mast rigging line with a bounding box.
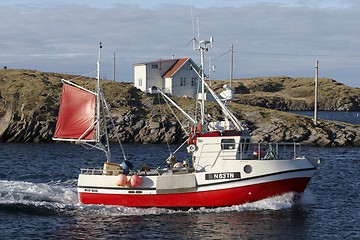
[191,64,245,132]
[156,92,173,156]
[101,90,127,162]
[212,50,231,61]
[157,91,191,136]
[156,88,196,125]
[238,51,360,58]
[208,49,360,62]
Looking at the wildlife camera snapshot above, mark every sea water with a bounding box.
[291,110,360,125]
[0,142,359,239]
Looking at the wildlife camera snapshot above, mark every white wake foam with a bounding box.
[0,179,78,204]
[0,179,315,216]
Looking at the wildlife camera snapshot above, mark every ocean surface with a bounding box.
[291,110,360,125]
[0,142,359,240]
[0,112,359,239]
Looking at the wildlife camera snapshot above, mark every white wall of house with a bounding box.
[134,59,178,92]
[133,65,146,92]
[171,62,198,98]
[146,65,163,91]
[134,58,199,98]
[164,77,173,95]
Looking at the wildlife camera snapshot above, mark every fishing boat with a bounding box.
[53,42,320,208]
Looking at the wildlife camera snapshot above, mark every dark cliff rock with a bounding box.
[0,69,359,146]
[242,106,360,146]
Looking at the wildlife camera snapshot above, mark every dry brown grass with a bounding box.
[209,76,360,110]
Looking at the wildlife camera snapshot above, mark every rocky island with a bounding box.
[0,69,359,146]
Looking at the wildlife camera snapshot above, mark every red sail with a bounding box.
[54,83,96,141]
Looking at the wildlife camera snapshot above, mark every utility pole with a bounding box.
[113,53,116,81]
[230,44,233,88]
[209,53,212,86]
[314,60,319,126]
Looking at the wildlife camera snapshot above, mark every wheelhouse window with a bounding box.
[151,64,158,69]
[244,138,250,152]
[221,139,235,150]
[239,138,250,153]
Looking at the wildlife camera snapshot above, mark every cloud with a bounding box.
[0,3,359,86]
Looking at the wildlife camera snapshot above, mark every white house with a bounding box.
[133,58,199,98]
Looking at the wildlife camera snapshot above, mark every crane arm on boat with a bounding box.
[190,65,245,132]
[202,79,245,132]
[155,87,197,125]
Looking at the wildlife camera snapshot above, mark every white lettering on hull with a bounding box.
[205,172,241,180]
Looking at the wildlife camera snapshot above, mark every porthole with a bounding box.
[244,165,252,174]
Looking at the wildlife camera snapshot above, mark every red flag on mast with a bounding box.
[54,82,96,141]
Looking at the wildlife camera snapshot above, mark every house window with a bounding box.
[180,78,186,86]
[138,78,142,86]
[180,77,186,86]
[191,77,197,86]
[151,64,158,69]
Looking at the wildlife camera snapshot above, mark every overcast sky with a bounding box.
[1,0,360,87]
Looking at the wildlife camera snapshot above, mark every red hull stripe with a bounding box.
[78,177,311,208]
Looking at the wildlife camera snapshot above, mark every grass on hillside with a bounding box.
[1,69,358,126]
[0,69,140,118]
[209,76,360,110]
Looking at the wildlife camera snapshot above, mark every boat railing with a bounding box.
[80,167,164,176]
[196,142,303,161]
[252,142,303,160]
[80,168,106,175]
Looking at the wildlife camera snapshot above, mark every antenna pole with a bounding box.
[113,52,116,81]
[193,18,213,127]
[190,0,196,50]
[314,60,319,126]
[96,42,102,143]
[209,53,212,86]
[197,17,200,42]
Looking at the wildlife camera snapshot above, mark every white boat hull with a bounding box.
[77,158,317,208]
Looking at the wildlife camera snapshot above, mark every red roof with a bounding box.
[162,58,189,78]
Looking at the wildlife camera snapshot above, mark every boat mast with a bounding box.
[96,42,102,143]
[197,38,213,126]
[96,43,112,162]
[200,43,205,125]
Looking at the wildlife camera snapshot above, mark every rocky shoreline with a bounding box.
[0,69,359,146]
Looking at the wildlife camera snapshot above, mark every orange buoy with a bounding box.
[116,174,128,186]
[130,175,142,187]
